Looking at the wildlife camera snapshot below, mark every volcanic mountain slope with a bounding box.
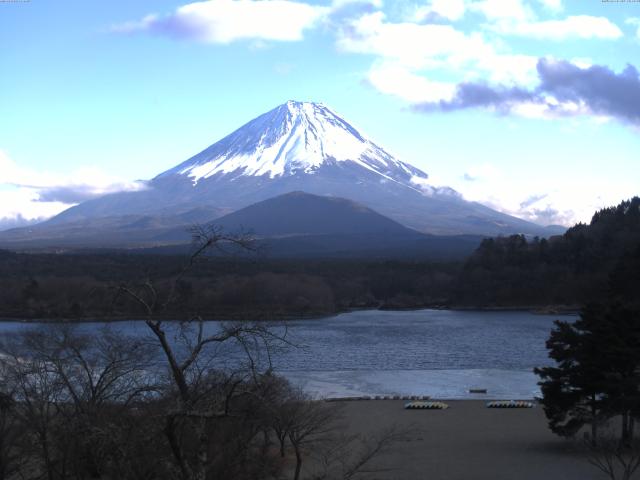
[2,101,563,246]
[211,191,421,237]
[154,192,485,259]
[0,192,484,259]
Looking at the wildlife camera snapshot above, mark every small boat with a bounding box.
[486,400,534,409]
[404,401,449,410]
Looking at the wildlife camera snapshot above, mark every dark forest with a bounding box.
[1,197,638,321]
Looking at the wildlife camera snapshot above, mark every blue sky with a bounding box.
[1,0,639,229]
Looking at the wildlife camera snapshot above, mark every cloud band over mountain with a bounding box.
[0,151,148,230]
[414,58,640,127]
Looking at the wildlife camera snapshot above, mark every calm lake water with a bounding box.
[0,309,572,399]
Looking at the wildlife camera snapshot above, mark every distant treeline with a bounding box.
[455,197,640,308]
[1,197,638,320]
[0,252,459,320]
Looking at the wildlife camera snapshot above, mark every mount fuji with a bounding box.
[1,101,563,249]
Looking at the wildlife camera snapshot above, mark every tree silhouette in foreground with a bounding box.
[0,224,410,479]
[113,224,409,480]
[536,237,640,450]
[536,301,640,447]
[586,430,640,480]
[116,225,292,479]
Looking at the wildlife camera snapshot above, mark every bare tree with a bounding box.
[286,395,340,480]
[0,324,160,480]
[0,224,408,480]
[19,326,157,412]
[1,343,67,480]
[116,225,290,480]
[23,325,158,478]
[311,425,413,480]
[0,391,22,480]
[259,373,297,458]
[275,388,412,480]
[586,429,640,480]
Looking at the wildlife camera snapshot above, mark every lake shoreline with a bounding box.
[0,304,579,324]
[0,310,557,400]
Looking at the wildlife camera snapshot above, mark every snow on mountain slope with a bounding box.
[9,100,564,239]
[158,100,434,193]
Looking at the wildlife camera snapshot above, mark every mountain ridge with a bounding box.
[1,101,565,245]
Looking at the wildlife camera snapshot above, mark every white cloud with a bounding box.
[494,15,623,40]
[335,2,623,108]
[467,1,620,41]
[462,163,501,181]
[0,187,70,225]
[337,11,539,75]
[451,163,637,226]
[477,52,538,85]
[0,151,146,224]
[508,97,604,121]
[413,0,562,23]
[337,12,494,69]
[414,0,466,22]
[626,17,640,38]
[536,0,562,13]
[0,214,44,232]
[367,61,456,103]
[113,0,329,43]
[469,0,533,22]
[570,57,593,69]
[337,10,539,102]
[508,188,632,227]
[332,0,383,8]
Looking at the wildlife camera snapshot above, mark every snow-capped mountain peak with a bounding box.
[22,101,560,239]
[159,101,430,188]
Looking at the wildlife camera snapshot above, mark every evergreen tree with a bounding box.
[535,302,640,445]
[594,304,640,445]
[535,305,609,443]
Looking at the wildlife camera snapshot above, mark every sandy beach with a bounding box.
[330,400,603,480]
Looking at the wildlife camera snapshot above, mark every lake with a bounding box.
[0,309,570,399]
